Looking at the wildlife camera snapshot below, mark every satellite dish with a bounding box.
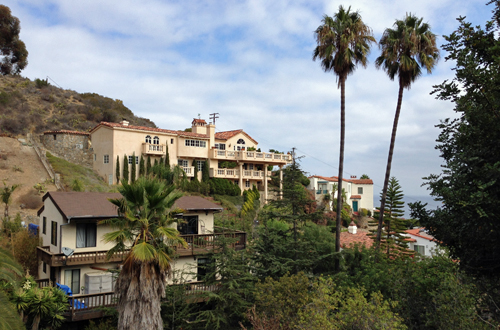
[62,247,74,266]
[62,247,74,257]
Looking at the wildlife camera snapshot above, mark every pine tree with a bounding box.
[122,155,129,184]
[369,177,409,257]
[146,155,151,175]
[139,155,145,177]
[202,160,210,182]
[116,155,120,184]
[165,143,170,168]
[130,152,136,183]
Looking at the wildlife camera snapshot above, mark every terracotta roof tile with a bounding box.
[40,191,122,219]
[350,195,362,199]
[340,231,373,248]
[406,228,436,242]
[90,122,209,139]
[43,130,90,136]
[215,130,258,144]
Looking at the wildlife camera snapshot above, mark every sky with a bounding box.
[3,0,495,210]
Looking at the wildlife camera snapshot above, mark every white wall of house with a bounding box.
[39,198,65,254]
[407,235,439,257]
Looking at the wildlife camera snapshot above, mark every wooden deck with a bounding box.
[36,280,220,321]
[37,231,246,267]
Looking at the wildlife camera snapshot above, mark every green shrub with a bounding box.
[35,78,49,88]
[0,91,11,105]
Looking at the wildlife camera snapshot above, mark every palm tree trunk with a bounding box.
[335,75,346,272]
[376,83,404,247]
[116,262,166,330]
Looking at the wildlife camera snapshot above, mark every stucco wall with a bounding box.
[41,133,93,167]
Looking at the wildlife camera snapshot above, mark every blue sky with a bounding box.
[3,0,495,208]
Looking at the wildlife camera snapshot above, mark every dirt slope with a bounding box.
[0,136,57,224]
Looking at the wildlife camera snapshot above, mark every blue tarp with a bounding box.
[56,283,86,309]
[28,223,39,236]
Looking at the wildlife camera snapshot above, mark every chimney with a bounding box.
[121,119,129,126]
[191,118,207,134]
[348,221,357,234]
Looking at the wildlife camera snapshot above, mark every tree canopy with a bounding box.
[0,5,28,75]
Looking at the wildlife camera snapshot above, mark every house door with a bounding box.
[352,201,359,212]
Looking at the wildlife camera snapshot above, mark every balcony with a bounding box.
[34,280,220,321]
[210,168,269,180]
[210,149,292,164]
[142,143,166,156]
[181,166,195,177]
[37,229,246,267]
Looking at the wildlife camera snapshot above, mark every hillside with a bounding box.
[0,136,57,223]
[0,75,156,136]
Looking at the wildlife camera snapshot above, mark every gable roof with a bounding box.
[406,228,436,242]
[38,191,122,220]
[90,122,209,139]
[309,175,373,184]
[173,196,223,212]
[215,129,258,145]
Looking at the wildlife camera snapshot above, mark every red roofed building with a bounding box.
[404,227,439,257]
[89,118,292,199]
[307,175,374,212]
[340,230,374,249]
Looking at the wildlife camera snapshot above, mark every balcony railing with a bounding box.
[142,143,166,156]
[210,168,268,180]
[37,230,246,267]
[211,149,292,164]
[36,281,220,321]
[182,166,194,177]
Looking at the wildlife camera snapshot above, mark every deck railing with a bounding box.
[37,230,246,267]
[210,149,292,163]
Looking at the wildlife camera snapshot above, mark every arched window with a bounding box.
[145,135,152,144]
[153,136,159,145]
[237,138,245,145]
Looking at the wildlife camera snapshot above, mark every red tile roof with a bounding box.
[39,191,122,219]
[308,175,373,184]
[192,119,207,125]
[43,130,90,136]
[90,122,209,139]
[405,228,435,242]
[340,230,373,248]
[215,129,258,144]
[350,195,361,199]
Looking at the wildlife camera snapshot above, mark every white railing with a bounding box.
[210,149,291,163]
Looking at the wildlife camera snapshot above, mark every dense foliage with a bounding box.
[0,5,28,75]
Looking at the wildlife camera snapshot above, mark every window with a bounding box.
[177,216,198,235]
[185,139,206,148]
[65,269,81,294]
[43,261,46,274]
[51,221,57,246]
[249,164,254,170]
[358,187,363,194]
[414,245,425,255]
[197,258,214,281]
[178,159,188,167]
[153,136,159,145]
[128,156,133,164]
[245,181,250,188]
[94,154,96,161]
[42,217,46,234]
[196,160,204,172]
[104,155,109,164]
[145,135,152,144]
[135,156,139,164]
[215,143,226,150]
[76,223,97,248]
[237,138,245,145]
[171,138,174,144]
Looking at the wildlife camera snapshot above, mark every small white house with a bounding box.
[405,228,439,257]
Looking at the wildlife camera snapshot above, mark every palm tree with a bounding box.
[0,247,24,330]
[374,14,439,246]
[313,6,375,269]
[1,182,20,220]
[102,177,186,330]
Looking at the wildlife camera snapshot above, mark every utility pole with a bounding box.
[209,113,219,125]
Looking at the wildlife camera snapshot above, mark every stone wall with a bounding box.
[41,131,93,167]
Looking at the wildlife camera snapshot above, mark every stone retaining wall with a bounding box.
[40,131,93,167]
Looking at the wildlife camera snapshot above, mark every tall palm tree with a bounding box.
[313,5,375,269]
[102,177,186,330]
[0,247,24,330]
[374,14,439,246]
